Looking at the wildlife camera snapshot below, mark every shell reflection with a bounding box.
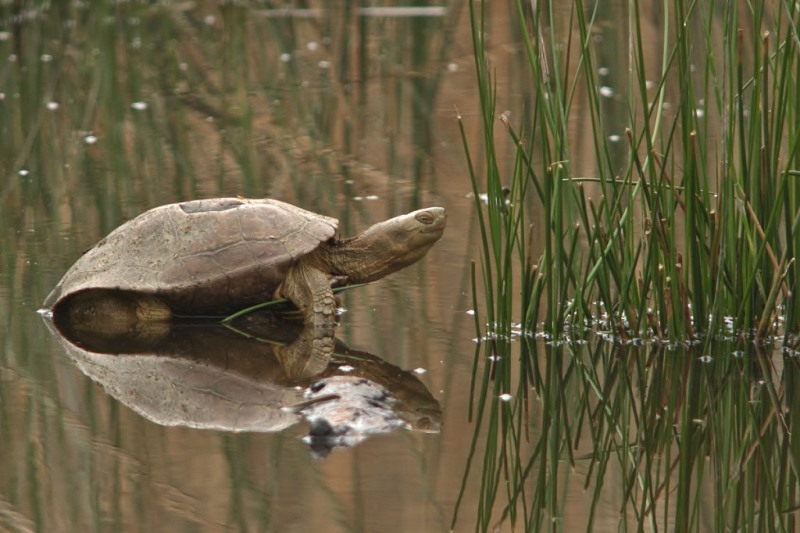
[43,313,441,458]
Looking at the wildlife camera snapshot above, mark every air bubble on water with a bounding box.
[466,309,475,315]
[413,368,427,375]
[499,393,513,402]
[84,135,98,145]
[279,53,291,63]
[598,67,609,76]
[318,60,331,69]
[41,53,53,63]
[698,355,713,363]
[131,101,148,111]
[306,41,319,51]
[645,80,655,89]
[338,365,355,373]
[608,134,621,143]
[0,31,10,41]
[599,86,614,98]
[19,169,29,176]
[447,62,459,72]
[204,15,216,26]
[46,101,59,110]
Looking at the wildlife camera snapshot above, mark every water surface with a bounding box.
[1,2,794,532]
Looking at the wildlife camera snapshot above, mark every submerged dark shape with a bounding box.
[42,313,442,453]
[43,198,447,372]
[286,376,409,459]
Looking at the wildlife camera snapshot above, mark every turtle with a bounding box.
[43,198,446,372]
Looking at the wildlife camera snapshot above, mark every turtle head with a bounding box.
[329,207,446,283]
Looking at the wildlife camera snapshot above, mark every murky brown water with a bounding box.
[2,2,793,532]
[0,2,502,531]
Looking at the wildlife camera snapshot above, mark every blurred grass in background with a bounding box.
[0,3,461,531]
[0,1,456,230]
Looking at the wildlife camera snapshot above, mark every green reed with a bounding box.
[457,0,800,530]
[463,0,800,345]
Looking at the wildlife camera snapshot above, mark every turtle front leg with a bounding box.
[275,259,337,378]
[280,259,338,330]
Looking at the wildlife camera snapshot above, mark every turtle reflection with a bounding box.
[42,313,441,457]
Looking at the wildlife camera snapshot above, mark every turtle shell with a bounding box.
[43,198,338,316]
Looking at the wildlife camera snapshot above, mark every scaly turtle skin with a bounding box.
[43,198,446,373]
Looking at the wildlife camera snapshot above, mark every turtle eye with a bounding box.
[415,211,434,225]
